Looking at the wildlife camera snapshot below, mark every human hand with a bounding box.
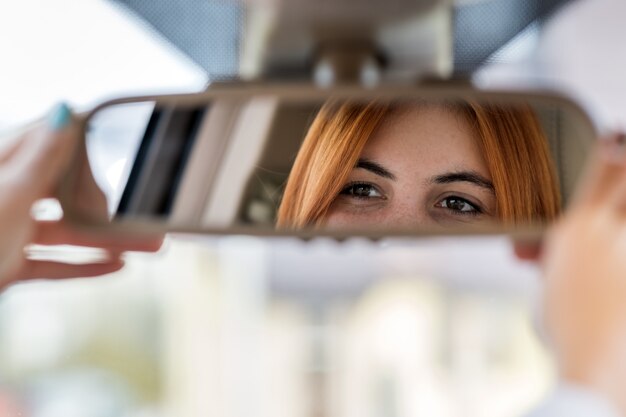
[0,104,162,289]
[539,134,626,414]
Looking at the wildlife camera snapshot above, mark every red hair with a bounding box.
[277,100,560,228]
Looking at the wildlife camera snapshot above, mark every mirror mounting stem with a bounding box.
[313,43,383,88]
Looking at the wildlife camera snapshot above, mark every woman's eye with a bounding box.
[340,183,383,199]
[437,196,481,214]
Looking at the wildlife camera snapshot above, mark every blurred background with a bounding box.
[1,0,624,416]
[0,236,551,417]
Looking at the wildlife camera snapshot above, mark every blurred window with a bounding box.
[0,0,209,133]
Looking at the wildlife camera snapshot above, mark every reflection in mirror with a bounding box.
[86,101,156,214]
[77,93,594,234]
[278,100,560,230]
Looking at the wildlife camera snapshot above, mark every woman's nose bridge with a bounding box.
[388,198,430,227]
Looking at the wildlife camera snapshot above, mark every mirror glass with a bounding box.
[66,90,595,235]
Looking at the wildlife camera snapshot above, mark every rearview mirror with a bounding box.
[59,83,595,238]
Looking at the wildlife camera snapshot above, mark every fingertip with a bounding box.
[145,236,166,252]
[571,134,626,208]
[513,241,542,262]
[115,235,166,253]
[107,251,125,263]
[47,102,73,131]
[2,108,80,202]
[110,258,125,273]
[13,258,127,281]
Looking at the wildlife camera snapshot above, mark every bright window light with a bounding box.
[0,0,208,132]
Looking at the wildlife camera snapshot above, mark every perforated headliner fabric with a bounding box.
[110,0,242,80]
[453,0,570,73]
[109,0,571,79]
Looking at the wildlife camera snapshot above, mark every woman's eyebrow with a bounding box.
[355,159,396,180]
[430,171,495,192]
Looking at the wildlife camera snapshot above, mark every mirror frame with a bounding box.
[59,81,597,240]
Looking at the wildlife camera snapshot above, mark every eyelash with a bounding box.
[340,182,384,200]
[436,195,483,216]
[339,184,485,216]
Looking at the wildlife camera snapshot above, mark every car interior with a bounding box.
[1,1,606,417]
[81,92,594,230]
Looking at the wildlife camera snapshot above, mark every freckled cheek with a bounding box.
[323,206,391,229]
[322,199,432,229]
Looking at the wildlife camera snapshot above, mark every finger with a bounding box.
[67,145,110,221]
[0,116,45,163]
[32,220,164,252]
[512,240,543,262]
[570,133,626,209]
[0,135,25,165]
[14,258,124,280]
[1,104,80,201]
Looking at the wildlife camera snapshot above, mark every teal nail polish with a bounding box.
[48,102,72,130]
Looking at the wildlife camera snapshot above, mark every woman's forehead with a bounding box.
[361,104,487,174]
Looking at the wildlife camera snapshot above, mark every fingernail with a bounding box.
[47,102,72,131]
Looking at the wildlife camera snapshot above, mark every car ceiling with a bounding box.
[109,0,570,79]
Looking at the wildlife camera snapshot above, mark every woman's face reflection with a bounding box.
[324,105,497,229]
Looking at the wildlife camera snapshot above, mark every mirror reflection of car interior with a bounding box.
[84,94,593,232]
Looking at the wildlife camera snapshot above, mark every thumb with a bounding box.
[2,103,80,200]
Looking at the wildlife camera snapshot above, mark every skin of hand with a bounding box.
[534,134,626,414]
[0,104,162,289]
